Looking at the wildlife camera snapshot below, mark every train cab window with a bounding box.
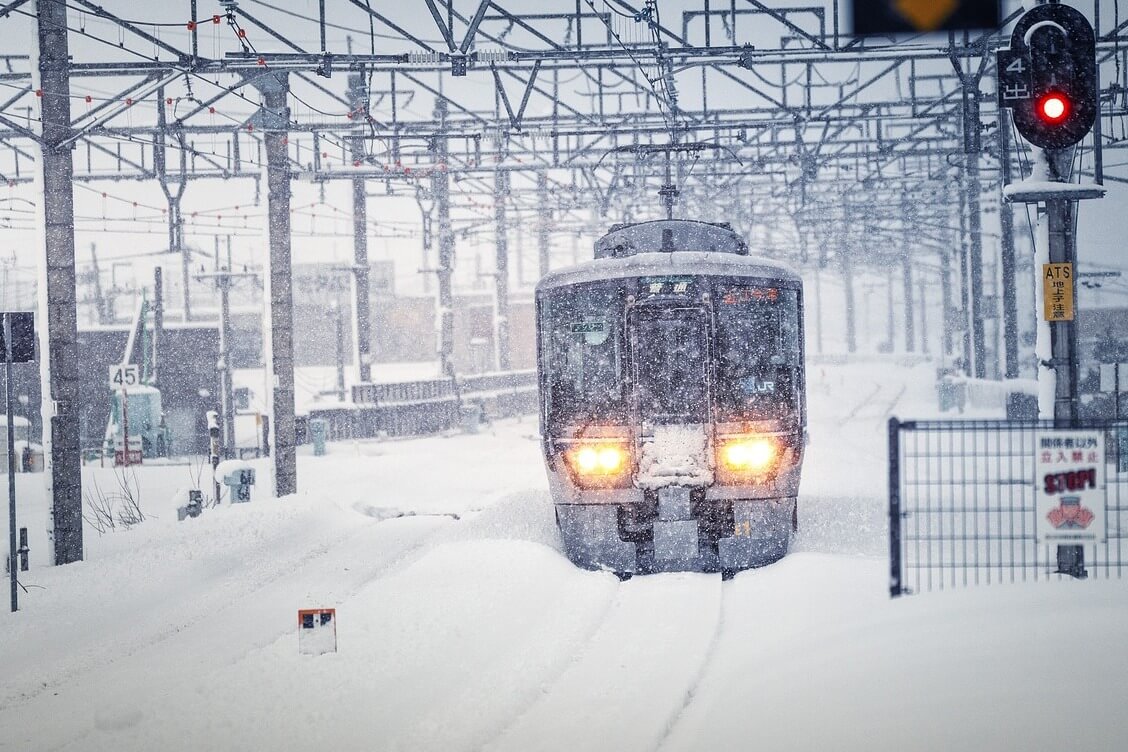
[632,307,709,424]
[713,284,801,421]
[540,283,627,425]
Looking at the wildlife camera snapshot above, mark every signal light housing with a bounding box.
[997,5,1096,150]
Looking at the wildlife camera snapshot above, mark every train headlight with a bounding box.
[720,437,778,473]
[566,443,629,478]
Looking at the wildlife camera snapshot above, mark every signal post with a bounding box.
[999,1,1102,577]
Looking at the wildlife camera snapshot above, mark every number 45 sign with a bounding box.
[1034,430,1106,546]
[109,364,141,390]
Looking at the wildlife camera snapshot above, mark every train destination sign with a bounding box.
[638,276,694,297]
[850,0,1000,35]
[1034,430,1106,546]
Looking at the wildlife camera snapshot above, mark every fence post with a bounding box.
[889,417,903,597]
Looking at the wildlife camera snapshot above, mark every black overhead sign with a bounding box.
[1,312,35,363]
[851,0,1001,35]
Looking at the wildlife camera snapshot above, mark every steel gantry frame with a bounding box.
[2,1,1126,560]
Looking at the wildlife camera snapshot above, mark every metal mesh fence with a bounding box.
[889,419,1128,596]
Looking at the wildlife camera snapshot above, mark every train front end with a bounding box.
[536,220,806,578]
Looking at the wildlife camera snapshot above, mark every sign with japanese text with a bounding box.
[1042,263,1074,322]
[997,49,1032,105]
[1034,431,1106,545]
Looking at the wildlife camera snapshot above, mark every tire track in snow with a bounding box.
[1,509,451,713]
[391,569,625,752]
[482,572,725,752]
[652,575,730,751]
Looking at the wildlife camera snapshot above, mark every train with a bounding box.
[535,219,806,579]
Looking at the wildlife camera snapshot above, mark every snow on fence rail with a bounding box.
[889,418,1128,597]
[305,370,538,442]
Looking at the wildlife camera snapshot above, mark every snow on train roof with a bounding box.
[538,220,801,293]
[537,252,800,292]
[594,219,748,258]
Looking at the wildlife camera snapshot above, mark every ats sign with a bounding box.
[1034,431,1106,546]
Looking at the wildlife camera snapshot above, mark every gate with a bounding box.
[889,418,1128,596]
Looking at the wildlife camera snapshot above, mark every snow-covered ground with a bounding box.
[2,361,1126,752]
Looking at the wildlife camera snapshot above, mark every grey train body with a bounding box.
[536,220,807,578]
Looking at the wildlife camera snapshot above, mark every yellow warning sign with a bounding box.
[1043,263,1074,322]
[894,0,959,31]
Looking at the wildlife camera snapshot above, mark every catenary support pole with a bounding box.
[998,111,1021,379]
[433,101,455,378]
[217,268,234,456]
[537,170,551,279]
[966,148,987,378]
[841,248,857,354]
[256,72,297,497]
[32,0,83,565]
[919,277,930,355]
[958,182,974,374]
[901,192,915,353]
[6,314,18,611]
[494,166,511,371]
[348,73,373,384]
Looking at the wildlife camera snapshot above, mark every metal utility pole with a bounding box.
[537,171,551,279]
[151,267,163,388]
[334,303,346,402]
[494,166,511,371]
[902,258,915,353]
[965,153,987,378]
[156,90,191,322]
[433,101,455,379]
[998,111,1021,379]
[813,266,824,355]
[841,248,857,354]
[939,243,955,358]
[253,72,297,497]
[1045,153,1081,426]
[5,314,18,611]
[195,263,253,458]
[348,73,373,384]
[32,0,82,565]
[900,193,915,353]
[89,244,110,325]
[918,278,930,355]
[885,267,895,351]
[958,184,974,373]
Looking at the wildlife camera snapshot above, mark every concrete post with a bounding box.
[494,167,511,371]
[254,72,297,497]
[999,111,1021,379]
[32,0,83,564]
[348,73,373,383]
[537,171,550,279]
[433,102,455,378]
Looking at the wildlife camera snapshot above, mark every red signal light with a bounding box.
[1038,92,1070,124]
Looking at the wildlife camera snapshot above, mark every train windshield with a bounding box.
[540,282,627,425]
[713,283,802,421]
[632,307,709,424]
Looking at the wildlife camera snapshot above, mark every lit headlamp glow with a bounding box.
[568,444,627,476]
[720,437,779,473]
